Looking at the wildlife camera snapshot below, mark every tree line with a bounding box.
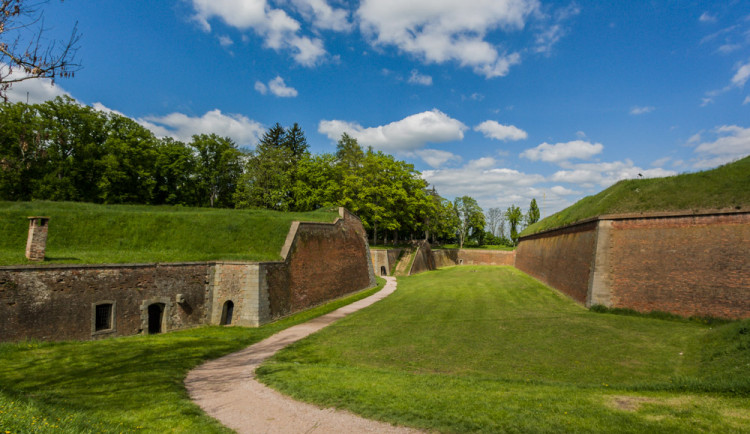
[0,97,539,246]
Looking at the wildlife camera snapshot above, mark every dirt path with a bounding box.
[185,277,421,434]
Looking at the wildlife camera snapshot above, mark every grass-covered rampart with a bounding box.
[0,201,338,265]
[523,156,750,236]
[258,267,750,432]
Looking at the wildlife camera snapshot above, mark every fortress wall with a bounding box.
[409,241,436,275]
[515,221,598,304]
[265,208,376,320]
[370,249,404,276]
[0,263,210,341]
[604,212,750,319]
[457,249,515,266]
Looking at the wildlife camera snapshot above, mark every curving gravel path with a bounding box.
[185,276,421,434]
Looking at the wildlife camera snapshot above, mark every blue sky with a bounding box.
[6,0,750,217]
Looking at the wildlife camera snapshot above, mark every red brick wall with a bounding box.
[515,221,598,304]
[607,213,750,319]
[0,263,209,342]
[409,241,436,275]
[265,210,375,319]
[457,249,515,266]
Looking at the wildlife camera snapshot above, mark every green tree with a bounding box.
[234,143,293,211]
[283,122,309,160]
[190,134,243,207]
[0,101,45,199]
[526,198,540,226]
[153,137,197,205]
[505,205,523,246]
[454,196,485,248]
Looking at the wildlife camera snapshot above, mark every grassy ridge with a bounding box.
[0,201,338,265]
[523,156,750,235]
[257,267,750,432]
[0,277,387,433]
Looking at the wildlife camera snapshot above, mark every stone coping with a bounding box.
[0,260,286,272]
[520,208,749,241]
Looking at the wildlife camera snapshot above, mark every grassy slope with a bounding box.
[258,267,750,433]
[0,201,338,265]
[0,277,386,433]
[523,156,750,236]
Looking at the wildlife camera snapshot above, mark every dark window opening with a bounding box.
[95,304,112,331]
[380,266,387,276]
[148,303,164,334]
[220,300,234,326]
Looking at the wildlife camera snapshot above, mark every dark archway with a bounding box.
[380,266,387,276]
[220,300,234,325]
[148,303,164,334]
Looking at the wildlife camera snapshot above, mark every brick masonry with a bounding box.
[516,211,750,319]
[25,217,49,261]
[370,249,404,276]
[409,241,436,275]
[1,208,377,342]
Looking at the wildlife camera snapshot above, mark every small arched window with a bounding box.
[220,300,234,325]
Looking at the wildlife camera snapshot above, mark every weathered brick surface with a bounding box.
[607,213,750,319]
[0,263,210,341]
[515,221,598,304]
[433,249,516,267]
[265,210,375,319]
[409,241,436,275]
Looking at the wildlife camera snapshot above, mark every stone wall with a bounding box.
[369,249,404,276]
[514,221,598,304]
[409,241,436,275]
[516,211,750,319]
[0,263,210,341]
[265,208,376,320]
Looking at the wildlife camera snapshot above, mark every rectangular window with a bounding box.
[95,303,113,331]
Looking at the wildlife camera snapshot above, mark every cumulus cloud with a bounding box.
[189,0,326,66]
[408,69,433,86]
[357,0,537,78]
[139,109,265,147]
[691,125,750,168]
[699,12,717,23]
[630,105,655,115]
[421,158,577,214]
[218,35,234,47]
[520,140,603,163]
[2,63,70,103]
[550,160,677,188]
[732,61,750,88]
[318,109,467,152]
[475,120,527,141]
[254,76,298,97]
[414,149,461,168]
[290,0,352,31]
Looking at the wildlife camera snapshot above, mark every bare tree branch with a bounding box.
[0,0,80,101]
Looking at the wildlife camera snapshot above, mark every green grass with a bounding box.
[0,201,338,265]
[0,277,386,433]
[523,156,750,235]
[257,266,750,433]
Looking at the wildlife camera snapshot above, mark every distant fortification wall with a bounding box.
[409,241,436,275]
[433,249,516,268]
[516,211,750,319]
[370,248,404,276]
[515,221,598,304]
[0,208,376,342]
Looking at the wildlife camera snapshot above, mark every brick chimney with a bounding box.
[26,217,50,261]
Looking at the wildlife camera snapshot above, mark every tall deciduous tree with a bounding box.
[486,207,503,237]
[454,196,485,248]
[190,134,243,208]
[526,198,540,226]
[505,204,523,246]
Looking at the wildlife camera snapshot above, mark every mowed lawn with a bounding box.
[258,266,750,433]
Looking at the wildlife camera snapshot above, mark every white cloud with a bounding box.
[91,102,127,118]
[290,0,352,32]
[414,149,461,168]
[630,105,655,115]
[744,96,750,105]
[651,156,671,167]
[691,125,750,168]
[550,185,577,195]
[139,109,265,147]
[357,0,537,78]
[475,120,528,141]
[189,0,326,66]
[218,35,234,47]
[534,3,580,54]
[2,63,70,103]
[408,69,433,86]
[268,76,298,97]
[731,61,750,88]
[520,140,603,163]
[318,109,467,152]
[254,76,298,97]
[699,12,717,23]
[550,160,677,188]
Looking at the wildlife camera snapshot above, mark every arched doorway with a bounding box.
[148,303,165,334]
[220,300,234,325]
[380,266,387,276]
